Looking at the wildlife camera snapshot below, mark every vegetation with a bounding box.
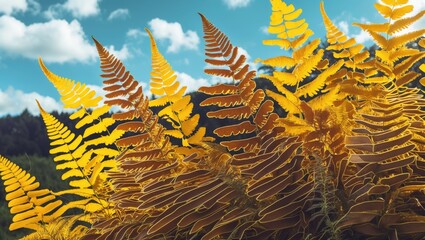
[1,0,425,239]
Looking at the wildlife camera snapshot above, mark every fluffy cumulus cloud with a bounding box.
[0,0,27,15]
[148,18,199,53]
[0,87,63,116]
[105,44,131,60]
[44,0,101,19]
[223,0,251,9]
[0,15,97,63]
[0,0,40,15]
[108,8,129,21]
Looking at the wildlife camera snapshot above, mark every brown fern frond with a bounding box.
[200,13,252,81]
[93,37,144,112]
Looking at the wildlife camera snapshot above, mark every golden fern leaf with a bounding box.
[390,5,414,20]
[20,215,89,240]
[292,38,321,62]
[308,85,342,111]
[296,60,344,98]
[37,102,114,211]
[320,2,347,44]
[146,29,204,146]
[147,29,186,101]
[381,0,408,6]
[264,0,312,49]
[39,58,102,109]
[266,89,300,113]
[374,3,393,18]
[255,56,296,69]
[0,155,63,232]
[273,71,298,86]
[353,23,389,34]
[388,10,425,35]
[293,49,324,81]
[388,29,425,50]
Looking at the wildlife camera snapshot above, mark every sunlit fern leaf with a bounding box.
[37,102,114,213]
[388,10,425,35]
[255,56,296,69]
[353,23,389,34]
[381,0,409,6]
[296,60,344,98]
[266,89,300,114]
[309,85,342,111]
[39,58,102,109]
[94,36,170,156]
[0,155,63,232]
[320,2,347,45]
[388,29,425,50]
[264,0,313,49]
[375,2,414,20]
[293,38,321,62]
[293,49,324,82]
[20,215,89,240]
[146,28,204,146]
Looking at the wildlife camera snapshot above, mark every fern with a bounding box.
[199,13,278,152]
[146,28,207,147]
[0,155,63,231]
[263,0,313,50]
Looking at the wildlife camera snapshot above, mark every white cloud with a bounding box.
[337,21,349,35]
[126,28,147,38]
[223,0,251,9]
[108,8,129,21]
[44,0,101,19]
[0,0,27,15]
[0,15,97,63]
[175,72,212,93]
[0,87,63,116]
[0,0,40,15]
[353,29,372,44]
[148,18,199,53]
[105,44,131,60]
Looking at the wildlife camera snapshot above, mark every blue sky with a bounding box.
[0,0,424,115]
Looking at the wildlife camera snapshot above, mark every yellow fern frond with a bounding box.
[320,2,347,44]
[255,56,296,69]
[353,23,389,34]
[388,10,425,35]
[264,0,313,49]
[266,89,300,113]
[39,58,102,109]
[0,156,63,231]
[381,0,408,7]
[296,60,344,98]
[374,3,393,18]
[388,29,425,50]
[146,28,204,145]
